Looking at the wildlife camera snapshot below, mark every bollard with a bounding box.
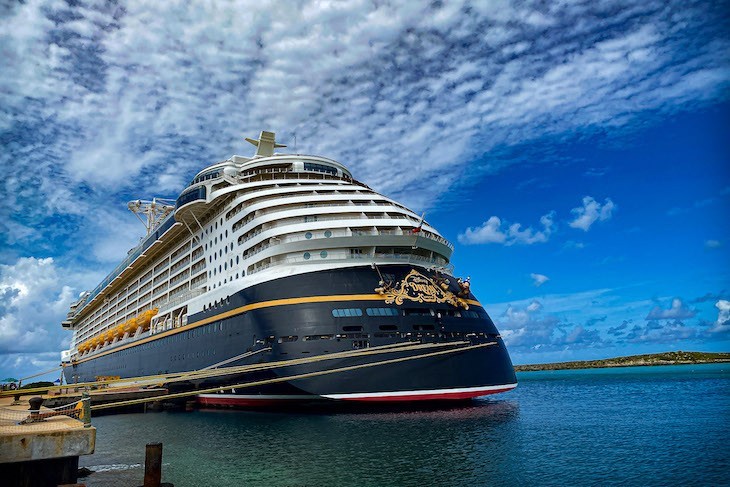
[143,442,163,487]
[82,391,92,427]
[28,396,44,422]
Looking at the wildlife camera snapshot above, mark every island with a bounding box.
[514,351,730,371]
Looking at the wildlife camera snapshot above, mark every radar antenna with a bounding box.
[245,130,286,157]
[127,198,176,235]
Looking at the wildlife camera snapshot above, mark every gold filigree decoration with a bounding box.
[377,270,469,309]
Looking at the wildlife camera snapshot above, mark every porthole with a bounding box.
[303,252,311,260]
[305,232,313,239]
[324,230,332,238]
[320,250,328,258]
[224,263,227,270]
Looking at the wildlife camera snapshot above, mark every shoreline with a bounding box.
[514,351,730,372]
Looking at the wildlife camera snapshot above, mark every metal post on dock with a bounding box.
[143,442,163,487]
[82,391,91,427]
[28,396,43,423]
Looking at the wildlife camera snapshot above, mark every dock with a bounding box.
[0,387,171,486]
[0,394,95,486]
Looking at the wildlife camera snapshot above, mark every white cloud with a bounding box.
[569,196,616,231]
[531,273,550,287]
[705,239,721,249]
[458,211,555,245]
[708,300,730,334]
[0,257,74,355]
[1,0,727,247]
[645,297,697,320]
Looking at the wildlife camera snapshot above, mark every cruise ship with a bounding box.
[61,131,517,406]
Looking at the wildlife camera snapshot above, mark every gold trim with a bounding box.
[74,293,484,365]
[380,269,470,309]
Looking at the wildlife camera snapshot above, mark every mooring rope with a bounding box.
[91,341,496,410]
[0,340,459,397]
[39,341,467,398]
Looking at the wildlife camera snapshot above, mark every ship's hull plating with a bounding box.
[70,265,517,406]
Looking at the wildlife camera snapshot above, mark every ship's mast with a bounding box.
[127,198,176,235]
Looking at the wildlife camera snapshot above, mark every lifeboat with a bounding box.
[136,308,158,332]
[104,329,115,343]
[114,323,125,339]
[124,317,138,335]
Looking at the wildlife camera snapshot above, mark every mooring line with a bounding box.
[91,342,496,410]
[1,340,476,397]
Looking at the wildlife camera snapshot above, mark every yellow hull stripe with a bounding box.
[74,294,483,365]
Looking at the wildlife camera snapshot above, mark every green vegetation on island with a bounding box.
[514,351,730,371]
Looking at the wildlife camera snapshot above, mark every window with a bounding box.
[304,162,337,175]
[303,252,311,260]
[404,308,431,316]
[324,230,332,238]
[332,308,363,317]
[305,232,313,239]
[379,325,398,331]
[303,334,334,341]
[366,307,399,317]
[413,324,435,330]
[320,250,328,258]
[342,325,363,332]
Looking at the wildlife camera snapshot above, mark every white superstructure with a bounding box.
[63,131,453,361]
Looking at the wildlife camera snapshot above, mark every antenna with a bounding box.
[127,198,176,235]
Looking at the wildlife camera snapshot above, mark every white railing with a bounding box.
[156,287,207,311]
[248,253,453,275]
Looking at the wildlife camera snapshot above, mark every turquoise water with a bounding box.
[79,364,730,486]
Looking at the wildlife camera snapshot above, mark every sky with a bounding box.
[0,0,728,380]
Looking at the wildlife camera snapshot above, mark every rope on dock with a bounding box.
[90,341,497,410]
[0,397,90,426]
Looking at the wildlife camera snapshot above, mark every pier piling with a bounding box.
[143,442,163,487]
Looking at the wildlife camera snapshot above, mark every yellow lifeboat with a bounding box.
[104,329,115,342]
[136,308,158,331]
[114,323,125,339]
[123,318,137,335]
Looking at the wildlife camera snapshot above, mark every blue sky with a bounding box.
[0,0,728,380]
